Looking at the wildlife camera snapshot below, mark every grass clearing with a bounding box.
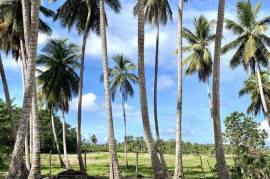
[0,152,234,178]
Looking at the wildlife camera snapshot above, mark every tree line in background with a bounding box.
[1,0,270,178]
[1,99,270,178]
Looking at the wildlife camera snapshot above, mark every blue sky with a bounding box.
[1,0,270,144]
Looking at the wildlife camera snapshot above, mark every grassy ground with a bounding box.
[0,153,234,178]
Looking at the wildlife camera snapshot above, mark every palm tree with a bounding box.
[55,0,119,172]
[239,72,270,118]
[37,39,80,169]
[5,0,41,177]
[55,0,99,172]
[99,0,122,177]
[0,1,54,174]
[137,0,168,178]
[0,0,53,143]
[222,0,270,127]
[134,0,172,170]
[174,0,184,178]
[105,54,138,169]
[182,15,215,125]
[212,0,230,178]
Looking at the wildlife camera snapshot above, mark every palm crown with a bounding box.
[108,55,138,102]
[37,39,80,112]
[222,0,270,72]
[134,0,173,26]
[183,15,215,82]
[0,0,54,59]
[55,0,121,35]
[239,71,270,116]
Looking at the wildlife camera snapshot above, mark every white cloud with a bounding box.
[1,57,21,71]
[38,33,59,45]
[70,93,99,112]
[38,33,50,45]
[157,74,176,91]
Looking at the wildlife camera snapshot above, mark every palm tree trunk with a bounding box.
[20,46,31,171]
[76,5,92,174]
[20,40,33,163]
[99,1,121,178]
[212,0,230,178]
[0,55,17,141]
[28,82,41,178]
[50,109,66,168]
[137,0,168,178]
[174,1,184,179]
[120,92,128,169]
[255,62,270,126]
[25,132,31,170]
[62,111,71,169]
[6,0,41,177]
[154,23,168,173]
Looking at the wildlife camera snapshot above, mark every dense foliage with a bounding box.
[224,112,270,178]
[0,99,77,155]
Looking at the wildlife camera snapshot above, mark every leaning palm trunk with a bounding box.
[20,52,31,171]
[137,0,168,178]
[28,82,41,178]
[62,111,71,169]
[50,109,66,168]
[153,23,168,173]
[174,0,184,178]
[5,0,41,177]
[120,93,128,169]
[99,0,121,178]
[255,62,270,126]
[212,0,230,178]
[0,55,17,141]
[76,5,91,174]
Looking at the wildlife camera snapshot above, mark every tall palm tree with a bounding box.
[106,54,138,169]
[5,0,41,178]
[55,0,99,172]
[212,0,230,178]
[0,0,53,145]
[174,0,184,178]
[239,71,270,117]
[182,15,215,125]
[55,0,119,172]
[222,0,270,126]
[99,0,122,177]
[137,0,168,178]
[37,39,80,169]
[0,1,54,173]
[134,0,172,169]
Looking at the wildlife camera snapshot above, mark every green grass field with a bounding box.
[0,153,234,178]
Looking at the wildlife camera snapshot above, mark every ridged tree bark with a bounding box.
[120,92,128,169]
[0,55,17,141]
[50,109,66,168]
[212,0,230,178]
[137,0,168,178]
[255,62,270,126]
[5,0,41,177]
[28,82,41,178]
[62,111,71,169]
[174,0,184,178]
[76,5,91,174]
[99,0,121,178]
